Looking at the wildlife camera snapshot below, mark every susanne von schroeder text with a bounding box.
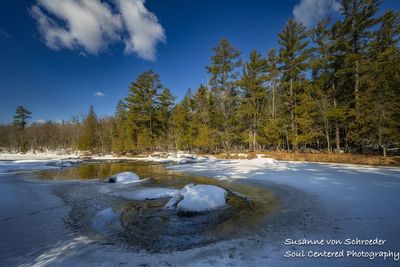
[284,238,386,246]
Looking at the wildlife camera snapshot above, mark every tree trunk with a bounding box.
[285,128,290,152]
[355,59,359,112]
[289,78,297,150]
[333,82,340,152]
[272,79,276,118]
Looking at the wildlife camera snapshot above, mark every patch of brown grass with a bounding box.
[261,151,400,167]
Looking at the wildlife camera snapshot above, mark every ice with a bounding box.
[91,208,121,234]
[109,187,179,200]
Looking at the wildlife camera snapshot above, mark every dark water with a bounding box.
[34,160,280,251]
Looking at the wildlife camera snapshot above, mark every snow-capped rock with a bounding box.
[104,172,141,184]
[165,184,228,212]
[164,183,194,209]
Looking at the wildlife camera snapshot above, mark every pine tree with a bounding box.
[239,50,268,151]
[206,38,242,151]
[125,70,164,151]
[358,10,400,156]
[13,106,31,152]
[278,19,311,150]
[266,48,280,118]
[311,19,336,152]
[192,85,217,151]
[78,105,98,152]
[156,88,176,150]
[340,0,381,111]
[13,106,31,129]
[112,100,128,153]
[171,93,194,151]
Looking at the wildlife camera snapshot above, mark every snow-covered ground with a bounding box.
[1,155,400,266]
[0,152,79,161]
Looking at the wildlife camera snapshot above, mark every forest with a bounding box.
[1,0,399,157]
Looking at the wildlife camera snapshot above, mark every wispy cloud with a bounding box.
[35,119,46,124]
[94,91,106,97]
[30,0,165,60]
[0,28,11,38]
[293,0,340,27]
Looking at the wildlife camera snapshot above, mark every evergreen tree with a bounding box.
[78,105,98,152]
[125,70,164,151]
[206,38,242,151]
[112,100,128,153]
[13,106,31,152]
[266,48,280,118]
[340,0,381,111]
[278,19,311,150]
[171,93,194,151]
[156,88,176,150]
[358,10,400,156]
[239,50,268,151]
[191,85,217,151]
[311,19,336,152]
[13,106,31,129]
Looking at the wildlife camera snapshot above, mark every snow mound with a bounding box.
[104,172,140,184]
[165,184,228,212]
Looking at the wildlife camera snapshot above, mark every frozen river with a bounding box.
[0,157,399,266]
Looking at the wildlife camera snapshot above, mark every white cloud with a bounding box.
[36,119,46,124]
[293,0,341,27]
[94,91,106,97]
[116,0,166,60]
[30,0,165,60]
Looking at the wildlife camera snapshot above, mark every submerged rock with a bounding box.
[110,187,179,200]
[121,199,234,251]
[104,172,140,184]
[91,208,122,234]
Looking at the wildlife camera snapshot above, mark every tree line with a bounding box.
[1,0,399,156]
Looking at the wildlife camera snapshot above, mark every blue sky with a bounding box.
[0,0,399,124]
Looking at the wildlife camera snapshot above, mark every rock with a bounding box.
[177,185,228,213]
[121,199,234,251]
[91,208,122,234]
[164,184,228,213]
[164,183,194,209]
[104,172,140,184]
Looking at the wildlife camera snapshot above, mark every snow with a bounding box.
[165,184,228,212]
[165,183,194,209]
[177,185,228,212]
[91,208,122,234]
[104,172,141,184]
[93,152,212,164]
[0,152,79,161]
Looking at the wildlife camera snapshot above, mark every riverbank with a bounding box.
[1,150,399,167]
